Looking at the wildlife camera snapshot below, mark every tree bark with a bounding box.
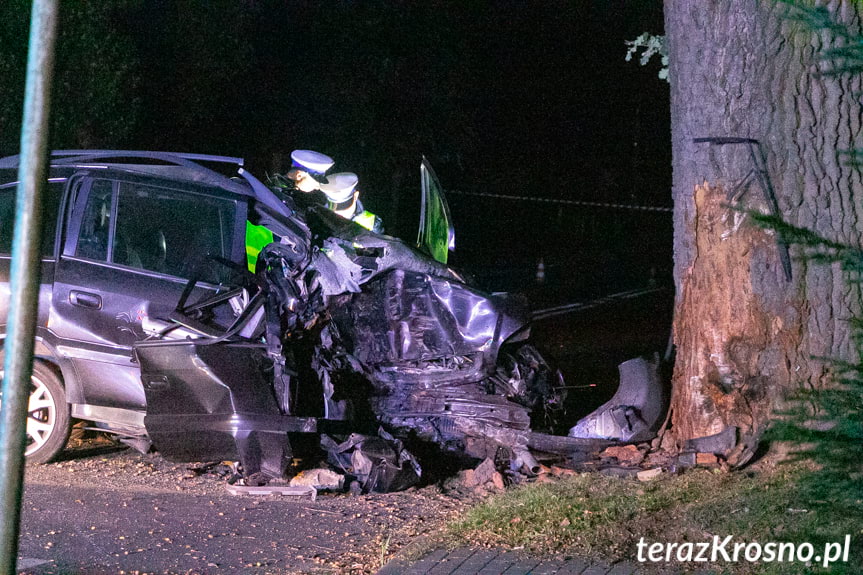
[664,0,863,446]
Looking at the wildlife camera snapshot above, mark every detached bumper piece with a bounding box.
[135,340,316,479]
[568,357,665,443]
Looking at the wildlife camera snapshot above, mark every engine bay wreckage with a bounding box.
[133,159,667,491]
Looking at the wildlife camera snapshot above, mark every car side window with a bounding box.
[71,178,238,284]
[0,181,65,257]
[114,182,237,284]
[74,179,114,261]
[0,187,18,255]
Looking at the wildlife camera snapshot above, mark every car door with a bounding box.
[50,173,246,411]
[416,157,455,265]
[0,177,66,334]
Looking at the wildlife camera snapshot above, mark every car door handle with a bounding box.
[143,376,170,391]
[70,290,102,310]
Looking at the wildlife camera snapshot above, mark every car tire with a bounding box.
[23,363,71,464]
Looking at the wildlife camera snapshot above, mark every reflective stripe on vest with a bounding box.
[353,210,377,231]
[245,221,274,272]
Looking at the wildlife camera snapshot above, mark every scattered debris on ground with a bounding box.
[289,468,345,492]
[225,483,318,499]
[24,441,480,574]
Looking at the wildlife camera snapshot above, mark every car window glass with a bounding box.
[0,189,13,254]
[115,182,236,284]
[74,179,114,261]
[41,182,63,256]
[0,181,65,257]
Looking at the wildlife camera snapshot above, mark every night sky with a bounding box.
[3,1,670,289]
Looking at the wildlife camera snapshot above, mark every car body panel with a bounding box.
[136,339,316,477]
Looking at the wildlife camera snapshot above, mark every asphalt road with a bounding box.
[21,480,327,574]
[17,447,470,575]
[21,482,365,574]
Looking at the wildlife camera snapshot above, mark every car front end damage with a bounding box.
[132,175,666,491]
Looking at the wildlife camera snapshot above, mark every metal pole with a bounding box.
[0,1,59,573]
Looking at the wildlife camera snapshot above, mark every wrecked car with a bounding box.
[0,150,661,488]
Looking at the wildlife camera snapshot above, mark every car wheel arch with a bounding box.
[34,354,83,404]
[30,335,85,404]
[0,349,84,407]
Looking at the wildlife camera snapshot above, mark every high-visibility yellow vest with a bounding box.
[245,221,274,272]
[246,210,376,273]
[353,210,378,231]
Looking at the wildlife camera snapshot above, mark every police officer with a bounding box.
[247,151,384,270]
[246,150,336,271]
[319,172,383,233]
[286,149,335,192]
[288,151,381,233]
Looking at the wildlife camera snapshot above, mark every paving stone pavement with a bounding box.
[375,547,647,575]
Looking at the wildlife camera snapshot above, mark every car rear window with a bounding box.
[0,180,65,257]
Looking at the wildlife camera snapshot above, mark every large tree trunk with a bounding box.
[664,0,863,449]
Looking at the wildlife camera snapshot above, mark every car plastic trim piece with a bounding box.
[70,404,146,430]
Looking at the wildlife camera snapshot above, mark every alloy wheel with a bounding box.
[24,375,58,456]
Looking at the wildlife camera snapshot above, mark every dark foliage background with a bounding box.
[1,1,670,288]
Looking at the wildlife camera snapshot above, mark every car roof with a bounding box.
[0,150,290,217]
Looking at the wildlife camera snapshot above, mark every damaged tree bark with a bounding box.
[665,1,863,447]
[671,183,802,443]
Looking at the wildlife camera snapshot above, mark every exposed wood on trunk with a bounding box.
[671,183,802,440]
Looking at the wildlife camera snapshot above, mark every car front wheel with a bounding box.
[16,363,71,464]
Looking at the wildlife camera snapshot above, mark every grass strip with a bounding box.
[448,461,862,573]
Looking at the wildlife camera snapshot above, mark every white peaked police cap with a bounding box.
[290,149,335,175]
[319,172,359,203]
